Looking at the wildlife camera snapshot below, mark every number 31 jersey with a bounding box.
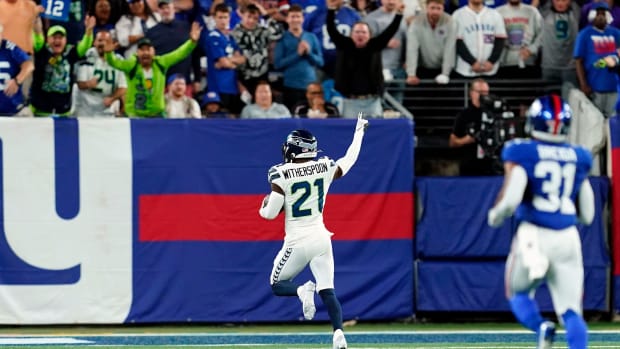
[502,139,592,230]
[268,157,339,245]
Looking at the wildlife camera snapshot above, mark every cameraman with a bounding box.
[449,78,495,176]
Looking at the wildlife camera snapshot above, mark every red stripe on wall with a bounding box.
[139,193,414,241]
[612,148,620,275]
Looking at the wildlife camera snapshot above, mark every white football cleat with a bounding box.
[333,329,347,349]
[537,321,556,349]
[299,281,316,320]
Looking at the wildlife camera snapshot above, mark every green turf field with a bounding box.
[0,322,617,348]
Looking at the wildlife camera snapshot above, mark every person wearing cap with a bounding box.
[74,30,127,117]
[202,91,232,118]
[575,0,620,118]
[0,23,34,116]
[30,15,96,116]
[104,21,202,117]
[165,73,201,118]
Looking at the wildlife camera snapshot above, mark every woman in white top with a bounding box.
[115,0,160,58]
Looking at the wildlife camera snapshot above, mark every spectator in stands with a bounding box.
[452,0,507,78]
[31,17,96,116]
[402,0,421,24]
[202,90,233,117]
[0,24,34,117]
[240,80,291,118]
[165,74,202,117]
[115,0,161,58]
[49,0,88,45]
[580,0,620,30]
[575,1,620,118]
[104,22,201,117]
[231,3,284,97]
[0,0,42,55]
[146,0,199,93]
[303,0,360,79]
[366,0,408,104]
[448,78,495,176]
[405,0,456,85]
[92,0,117,37]
[496,0,543,79]
[539,0,580,89]
[75,30,127,117]
[201,3,248,115]
[293,82,340,117]
[326,0,403,118]
[274,4,324,112]
[351,0,379,17]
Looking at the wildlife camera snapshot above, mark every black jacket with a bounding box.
[326,9,402,97]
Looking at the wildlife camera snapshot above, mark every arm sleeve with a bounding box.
[326,9,348,47]
[405,23,420,76]
[456,39,477,64]
[259,192,285,219]
[105,51,137,72]
[442,19,457,76]
[76,33,94,57]
[488,165,528,227]
[487,37,505,63]
[158,40,197,68]
[370,13,404,49]
[336,121,366,176]
[33,32,45,52]
[577,178,595,225]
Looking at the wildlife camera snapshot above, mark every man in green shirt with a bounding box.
[103,22,201,117]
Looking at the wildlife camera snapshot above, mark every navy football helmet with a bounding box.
[282,129,319,162]
[525,94,572,143]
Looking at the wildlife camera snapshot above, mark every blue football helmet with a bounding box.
[282,129,319,162]
[525,94,572,143]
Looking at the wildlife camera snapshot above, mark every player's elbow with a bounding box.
[259,208,278,220]
[577,179,595,225]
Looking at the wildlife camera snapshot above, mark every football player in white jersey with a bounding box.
[488,95,594,349]
[259,113,368,349]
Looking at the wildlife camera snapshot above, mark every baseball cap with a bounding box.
[158,0,172,6]
[203,91,221,105]
[166,73,186,85]
[136,37,153,48]
[47,25,67,37]
[592,1,609,10]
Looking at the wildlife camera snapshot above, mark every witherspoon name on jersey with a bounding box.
[282,162,330,179]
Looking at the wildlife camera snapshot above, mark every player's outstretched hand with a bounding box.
[356,112,369,132]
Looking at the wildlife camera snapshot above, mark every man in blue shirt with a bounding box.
[0,24,34,116]
[200,3,247,115]
[274,4,323,111]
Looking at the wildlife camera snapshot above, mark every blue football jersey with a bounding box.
[0,40,30,115]
[502,139,592,229]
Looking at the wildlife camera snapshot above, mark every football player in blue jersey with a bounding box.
[259,113,368,349]
[488,94,595,349]
[0,24,34,116]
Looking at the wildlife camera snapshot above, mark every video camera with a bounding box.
[469,94,519,173]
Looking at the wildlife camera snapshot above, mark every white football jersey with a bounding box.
[269,156,339,245]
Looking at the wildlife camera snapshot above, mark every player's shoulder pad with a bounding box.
[501,138,532,162]
[318,156,337,166]
[268,164,284,183]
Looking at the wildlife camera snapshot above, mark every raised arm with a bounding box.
[334,113,369,180]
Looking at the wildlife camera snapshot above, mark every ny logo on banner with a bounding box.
[0,118,132,323]
[41,0,71,21]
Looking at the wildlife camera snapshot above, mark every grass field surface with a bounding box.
[0,322,618,348]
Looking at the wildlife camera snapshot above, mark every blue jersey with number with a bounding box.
[0,40,30,115]
[502,139,592,229]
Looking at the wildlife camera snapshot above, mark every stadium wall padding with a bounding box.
[609,117,620,314]
[0,118,414,324]
[415,176,611,312]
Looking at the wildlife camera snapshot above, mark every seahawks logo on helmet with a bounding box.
[282,129,320,163]
[525,94,572,143]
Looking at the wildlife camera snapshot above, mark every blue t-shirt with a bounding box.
[502,139,592,229]
[574,25,620,92]
[201,28,240,95]
[0,40,30,115]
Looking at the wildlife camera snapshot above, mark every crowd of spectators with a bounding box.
[1,0,620,119]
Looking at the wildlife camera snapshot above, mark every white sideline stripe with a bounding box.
[0,329,619,337]
[0,337,93,344]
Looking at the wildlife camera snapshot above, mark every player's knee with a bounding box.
[562,309,588,349]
